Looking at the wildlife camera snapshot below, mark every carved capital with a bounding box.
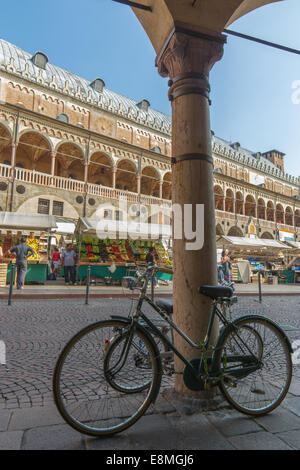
[157,28,225,103]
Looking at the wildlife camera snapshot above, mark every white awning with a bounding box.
[51,222,76,235]
[0,212,57,230]
[284,241,300,250]
[76,217,171,239]
[217,236,290,250]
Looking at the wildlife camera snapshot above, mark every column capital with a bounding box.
[157,27,225,103]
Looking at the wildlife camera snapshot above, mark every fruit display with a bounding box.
[0,233,49,262]
[26,239,40,260]
[0,236,16,258]
[77,236,172,267]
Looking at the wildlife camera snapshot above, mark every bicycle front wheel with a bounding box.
[53,320,161,437]
[215,316,292,416]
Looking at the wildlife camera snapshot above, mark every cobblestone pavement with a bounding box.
[0,295,299,449]
[0,295,299,409]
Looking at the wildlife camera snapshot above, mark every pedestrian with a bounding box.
[51,247,60,279]
[10,236,34,290]
[146,246,155,265]
[61,244,77,286]
[221,249,231,283]
[146,246,158,287]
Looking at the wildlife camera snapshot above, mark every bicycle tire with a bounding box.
[53,319,162,437]
[214,315,292,416]
[104,331,153,393]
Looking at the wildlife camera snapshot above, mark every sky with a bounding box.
[0,0,299,177]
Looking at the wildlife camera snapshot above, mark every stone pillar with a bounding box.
[10,142,17,169]
[137,174,141,195]
[50,152,56,176]
[157,27,225,397]
[112,167,117,189]
[159,180,163,200]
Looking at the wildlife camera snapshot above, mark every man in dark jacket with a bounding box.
[10,236,34,290]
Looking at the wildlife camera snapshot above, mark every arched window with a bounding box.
[57,113,69,124]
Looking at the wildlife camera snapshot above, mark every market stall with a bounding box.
[75,217,172,284]
[0,212,57,285]
[216,236,291,284]
[284,241,300,283]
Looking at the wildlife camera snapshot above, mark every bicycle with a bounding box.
[53,265,293,437]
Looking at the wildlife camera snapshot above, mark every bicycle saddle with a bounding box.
[156,299,173,315]
[198,285,233,300]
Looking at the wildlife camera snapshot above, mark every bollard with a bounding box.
[8,263,15,306]
[85,266,91,305]
[151,274,155,301]
[258,271,262,303]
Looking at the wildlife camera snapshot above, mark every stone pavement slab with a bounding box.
[168,413,235,450]
[8,404,64,431]
[228,431,293,450]
[22,423,85,450]
[282,396,300,417]
[204,410,261,437]
[276,430,300,450]
[253,407,300,433]
[0,410,12,431]
[0,431,23,450]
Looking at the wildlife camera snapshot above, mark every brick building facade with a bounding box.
[0,38,299,240]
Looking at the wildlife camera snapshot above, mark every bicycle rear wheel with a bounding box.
[53,319,161,436]
[215,316,292,416]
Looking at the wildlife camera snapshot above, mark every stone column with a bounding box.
[159,180,163,200]
[50,152,56,176]
[10,142,17,169]
[157,27,225,397]
[137,174,141,195]
[112,167,117,189]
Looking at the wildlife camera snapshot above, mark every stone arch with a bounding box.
[116,159,137,192]
[225,188,234,213]
[55,142,85,180]
[245,194,256,217]
[261,231,274,240]
[227,225,243,237]
[216,223,224,236]
[214,185,224,211]
[16,194,79,219]
[257,198,266,220]
[162,171,172,200]
[266,201,275,221]
[0,121,13,165]
[16,131,52,172]
[141,166,160,196]
[276,203,284,224]
[88,152,113,187]
[285,206,293,226]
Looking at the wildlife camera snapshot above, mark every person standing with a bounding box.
[221,249,232,283]
[10,236,34,290]
[51,247,60,279]
[146,246,155,265]
[61,244,77,285]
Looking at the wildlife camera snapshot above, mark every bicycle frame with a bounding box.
[131,276,233,372]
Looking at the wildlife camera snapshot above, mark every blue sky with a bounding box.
[0,0,299,176]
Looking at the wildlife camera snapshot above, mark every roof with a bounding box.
[0,212,57,230]
[0,38,171,133]
[216,236,290,250]
[76,217,171,239]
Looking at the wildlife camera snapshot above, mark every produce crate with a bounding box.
[0,263,8,287]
